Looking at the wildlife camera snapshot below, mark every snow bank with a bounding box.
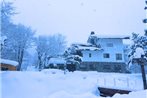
[112,90,147,98]
[1,70,146,98]
[1,70,99,98]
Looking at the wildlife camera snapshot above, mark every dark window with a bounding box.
[107,43,113,47]
[89,53,92,58]
[1,67,8,71]
[116,53,122,60]
[103,53,110,58]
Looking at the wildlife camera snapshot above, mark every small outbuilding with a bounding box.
[47,57,66,69]
[0,59,18,71]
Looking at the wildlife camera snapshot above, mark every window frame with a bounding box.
[89,53,92,58]
[116,53,122,60]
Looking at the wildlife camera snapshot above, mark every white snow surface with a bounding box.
[1,69,147,98]
[0,59,18,66]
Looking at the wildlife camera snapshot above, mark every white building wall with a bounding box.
[82,38,125,63]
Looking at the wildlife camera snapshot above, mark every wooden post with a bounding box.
[104,78,106,86]
[140,61,147,89]
[133,56,147,90]
[138,57,147,89]
[113,78,116,87]
[127,78,129,87]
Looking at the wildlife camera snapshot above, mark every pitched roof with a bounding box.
[0,59,18,66]
[48,58,66,64]
[72,43,102,51]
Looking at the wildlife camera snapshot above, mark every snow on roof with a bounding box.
[0,59,18,66]
[72,43,102,51]
[95,34,130,39]
[77,45,101,51]
[48,58,66,64]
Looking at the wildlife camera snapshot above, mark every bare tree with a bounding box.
[36,34,66,70]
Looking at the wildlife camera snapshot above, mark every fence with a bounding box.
[97,77,143,91]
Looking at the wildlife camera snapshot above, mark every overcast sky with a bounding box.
[7,0,146,45]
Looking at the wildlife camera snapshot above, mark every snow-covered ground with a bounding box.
[0,69,147,98]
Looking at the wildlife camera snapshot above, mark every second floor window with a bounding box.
[89,53,92,58]
[103,53,110,58]
[116,53,122,60]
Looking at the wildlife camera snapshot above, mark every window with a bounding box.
[89,53,92,58]
[107,43,113,47]
[103,53,110,58]
[116,53,122,60]
[1,67,8,71]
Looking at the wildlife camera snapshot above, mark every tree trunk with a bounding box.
[38,54,42,71]
[17,48,24,71]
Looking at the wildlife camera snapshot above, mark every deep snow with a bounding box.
[1,69,147,98]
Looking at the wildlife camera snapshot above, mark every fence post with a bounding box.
[114,78,116,87]
[104,78,106,86]
[127,78,129,87]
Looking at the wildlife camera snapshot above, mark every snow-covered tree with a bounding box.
[0,36,7,51]
[1,24,35,70]
[63,44,82,71]
[128,32,147,73]
[36,34,66,70]
[1,2,35,70]
[1,1,15,28]
[87,31,98,46]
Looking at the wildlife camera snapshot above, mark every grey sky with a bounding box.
[9,0,146,45]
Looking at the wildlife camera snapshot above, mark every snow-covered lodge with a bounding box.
[71,33,130,72]
[0,59,18,71]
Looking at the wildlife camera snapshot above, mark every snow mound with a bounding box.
[1,70,147,98]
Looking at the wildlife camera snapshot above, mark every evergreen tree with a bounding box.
[128,32,147,73]
[63,44,82,71]
[87,31,98,46]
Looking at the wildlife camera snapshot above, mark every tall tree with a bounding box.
[1,1,35,70]
[128,33,147,68]
[1,24,35,70]
[1,1,16,35]
[128,32,147,89]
